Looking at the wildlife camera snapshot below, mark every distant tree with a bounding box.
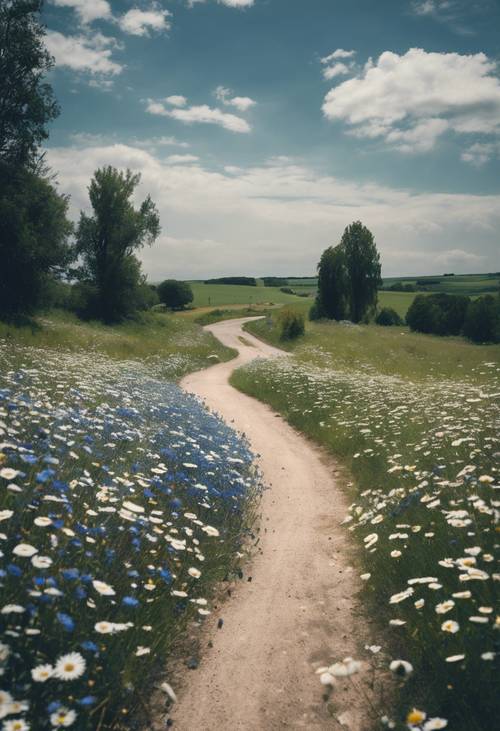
[406,293,470,336]
[313,245,348,320]
[0,164,73,318]
[463,296,500,343]
[341,221,382,322]
[0,0,59,167]
[375,307,403,326]
[75,167,160,322]
[157,280,194,310]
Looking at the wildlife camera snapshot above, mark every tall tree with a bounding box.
[0,0,59,167]
[314,245,348,320]
[341,221,381,323]
[0,164,73,317]
[75,167,160,322]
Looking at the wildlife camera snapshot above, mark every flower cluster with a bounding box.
[0,342,261,729]
[236,354,499,729]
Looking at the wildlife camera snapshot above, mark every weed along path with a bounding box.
[172,318,369,731]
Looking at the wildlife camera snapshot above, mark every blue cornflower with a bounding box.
[56,612,75,632]
[122,596,139,607]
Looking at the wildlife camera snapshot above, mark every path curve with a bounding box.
[171,318,367,730]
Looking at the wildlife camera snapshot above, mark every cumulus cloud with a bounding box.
[46,142,500,279]
[118,7,171,37]
[322,48,500,154]
[214,86,256,111]
[49,0,112,24]
[45,30,123,75]
[165,95,188,107]
[146,97,251,133]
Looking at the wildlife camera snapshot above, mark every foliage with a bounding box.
[314,245,348,320]
[262,277,289,287]
[463,295,500,343]
[277,308,305,341]
[75,167,160,323]
[0,0,59,167]
[157,280,194,310]
[0,163,73,318]
[232,320,499,731]
[0,341,262,730]
[406,294,470,337]
[375,307,403,327]
[203,277,257,286]
[341,221,382,323]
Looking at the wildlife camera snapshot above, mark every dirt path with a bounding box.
[171,318,369,730]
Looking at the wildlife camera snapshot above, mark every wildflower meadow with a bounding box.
[232,322,499,731]
[0,342,261,730]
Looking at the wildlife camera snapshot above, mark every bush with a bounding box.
[279,287,294,294]
[157,279,194,310]
[463,295,500,343]
[277,308,305,340]
[406,293,470,336]
[375,307,403,326]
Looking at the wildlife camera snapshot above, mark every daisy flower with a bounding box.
[54,653,86,681]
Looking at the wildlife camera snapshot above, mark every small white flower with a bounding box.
[161,682,177,703]
[92,580,115,596]
[0,468,20,480]
[135,646,151,656]
[188,567,201,579]
[34,517,52,527]
[423,719,448,730]
[50,707,77,727]
[441,620,459,634]
[390,659,413,676]
[12,544,37,558]
[31,664,54,682]
[31,555,52,569]
[0,510,14,522]
[1,605,25,614]
[3,719,30,731]
[445,655,465,663]
[54,653,86,681]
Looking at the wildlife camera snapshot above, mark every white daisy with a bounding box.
[92,580,115,596]
[50,707,77,727]
[12,544,37,558]
[31,664,54,682]
[54,653,86,681]
[31,556,52,569]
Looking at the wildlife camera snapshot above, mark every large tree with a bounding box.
[0,0,59,167]
[314,245,348,320]
[341,221,381,323]
[0,164,73,317]
[75,167,160,322]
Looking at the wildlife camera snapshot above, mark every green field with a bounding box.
[189,281,306,307]
[382,273,499,296]
[232,316,499,730]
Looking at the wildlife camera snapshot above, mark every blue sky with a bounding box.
[42,0,500,278]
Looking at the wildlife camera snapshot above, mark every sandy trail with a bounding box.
[171,318,368,730]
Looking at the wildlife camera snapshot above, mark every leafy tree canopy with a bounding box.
[0,0,59,167]
[157,279,194,310]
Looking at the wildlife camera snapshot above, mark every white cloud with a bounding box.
[322,48,500,154]
[165,95,188,107]
[461,141,500,166]
[215,86,256,111]
[166,154,200,164]
[50,0,112,24]
[46,143,500,279]
[146,98,251,133]
[118,7,171,37]
[321,49,356,64]
[189,0,255,7]
[45,30,123,75]
[322,62,350,80]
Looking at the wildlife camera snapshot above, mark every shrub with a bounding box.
[157,279,194,310]
[463,295,500,343]
[277,308,305,340]
[375,307,403,326]
[406,293,469,336]
[279,287,295,294]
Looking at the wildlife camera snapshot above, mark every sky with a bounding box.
[41,0,500,279]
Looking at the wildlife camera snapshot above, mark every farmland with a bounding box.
[188,282,305,308]
[232,316,500,730]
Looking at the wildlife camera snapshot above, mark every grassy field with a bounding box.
[0,309,235,380]
[382,273,499,296]
[189,282,308,308]
[232,316,499,730]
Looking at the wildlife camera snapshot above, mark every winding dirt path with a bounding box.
[171,318,368,730]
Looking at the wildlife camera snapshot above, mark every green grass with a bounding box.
[188,282,306,307]
[232,317,499,730]
[0,309,235,380]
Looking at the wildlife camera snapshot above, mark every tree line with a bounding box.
[0,1,195,324]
